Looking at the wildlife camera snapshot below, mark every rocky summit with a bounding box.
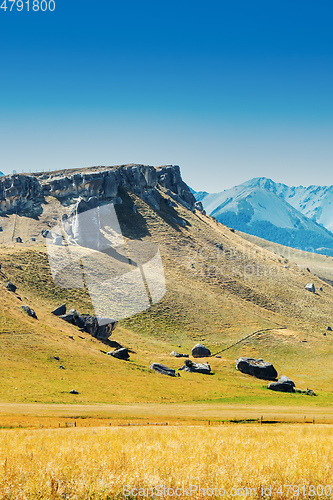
[0,164,197,217]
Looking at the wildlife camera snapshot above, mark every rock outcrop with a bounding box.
[0,164,196,216]
[170,351,189,358]
[0,174,43,215]
[150,363,176,377]
[179,359,211,374]
[268,375,295,392]
[235,357,277,380]
[59,309,117,340]
[108,348,130,360]
[52,304,66,316]
[5,281,17,293]
[21,305,38,319]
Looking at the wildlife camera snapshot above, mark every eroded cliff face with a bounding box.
[0,164,197,216]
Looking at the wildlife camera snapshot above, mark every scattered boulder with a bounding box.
[268,375,295,393]
[59,365,65,369]
[53,356,60,360]
[32,237,36,241]
[192,344,211,358]
[319,286,323,292]
[108,348,130,360]
[6,281,17,293]
[150,363,176,377]
[179,359,211,374]
[59,309,117,339]
[215,355,221,358]
[52,304,66,316]
[21,305,38,319]
[41,229,50,238]
[327,326,332,331]
[235,357,277,380]
[16,236,22,243]
[305,283,315,293]
[306,388,316,396]
[70,389,79,394]
[170,351,189,358]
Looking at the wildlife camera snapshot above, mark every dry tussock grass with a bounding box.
[1,424,333,499]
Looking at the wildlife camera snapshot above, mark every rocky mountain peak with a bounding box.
[0,164,197,216]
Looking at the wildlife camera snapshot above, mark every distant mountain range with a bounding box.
[194,177,333,255]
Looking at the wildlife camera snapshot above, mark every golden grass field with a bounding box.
[1,424,333,499]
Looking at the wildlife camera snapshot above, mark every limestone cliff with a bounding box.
[0,164,197,216]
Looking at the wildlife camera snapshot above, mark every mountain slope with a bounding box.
[271,180,333,233]
[195,178,333,255]
[1,166,333,406]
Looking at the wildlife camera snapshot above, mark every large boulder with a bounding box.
[235,357,277,380]
[191,344,211,358]
[21,305,38,319]
[52,304,66,316]
[268,375,295,393]
[78,315,117,339]
[108,348,130,360]
[150,363,176,377]
[305,283,315,293]
[5,281,17,293]
[179,359,211,374]
[59,309,117,339]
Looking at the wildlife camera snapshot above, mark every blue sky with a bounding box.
[0,0,333,191]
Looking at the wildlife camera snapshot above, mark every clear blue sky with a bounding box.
[0,0,332,191]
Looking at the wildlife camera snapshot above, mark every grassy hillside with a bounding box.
[1,187,333,406]
[237,230,333,285]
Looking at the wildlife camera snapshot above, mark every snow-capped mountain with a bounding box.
[195,177,333,255]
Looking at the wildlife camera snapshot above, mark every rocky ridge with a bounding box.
[0,164,197,216]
